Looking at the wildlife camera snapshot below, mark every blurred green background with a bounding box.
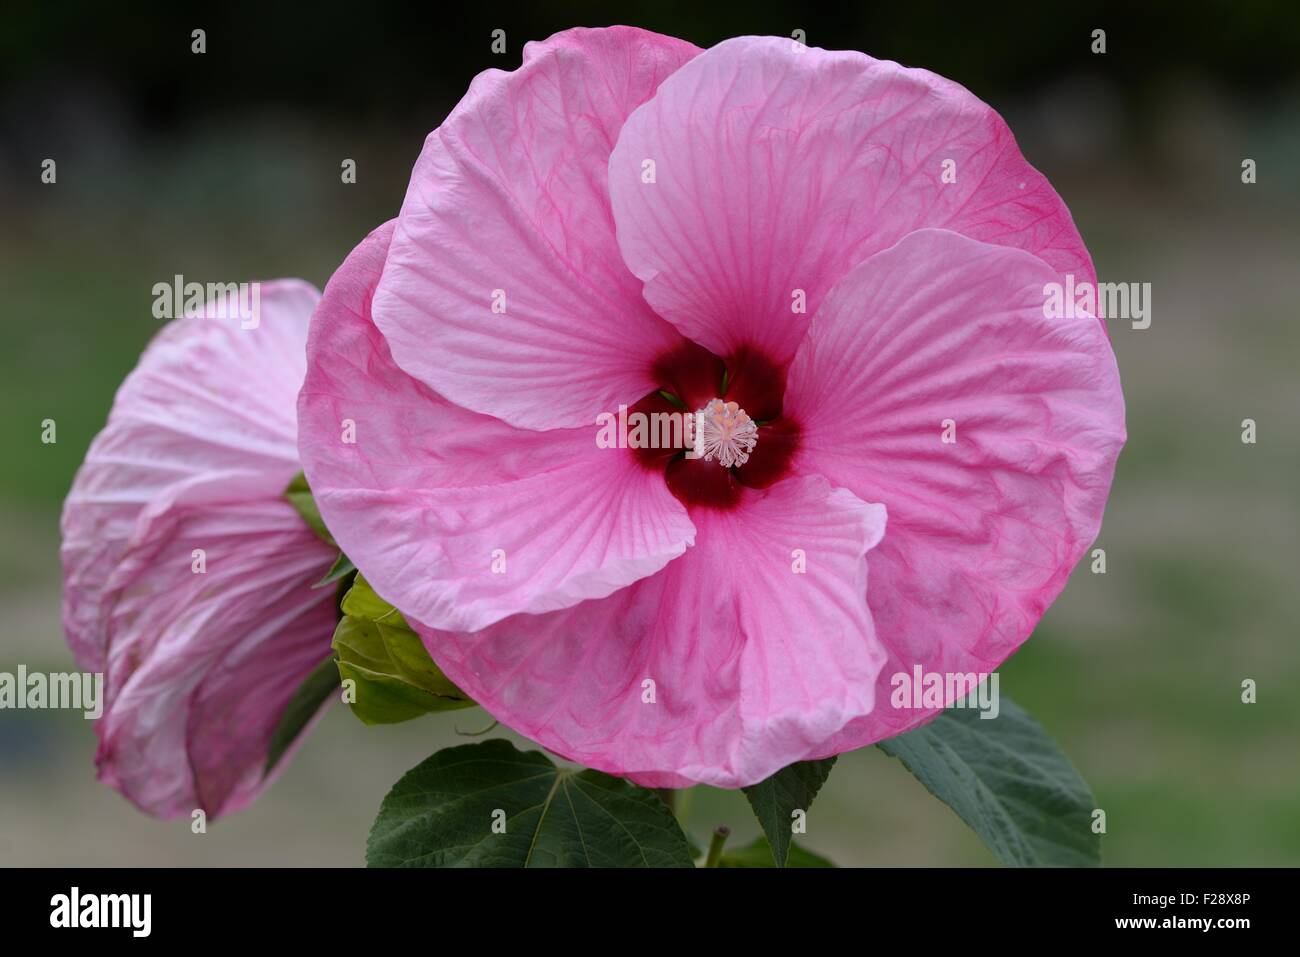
[2,2,1298,865]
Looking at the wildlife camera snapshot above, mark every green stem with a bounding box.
[704,825,730,868]
[673,785,694,827]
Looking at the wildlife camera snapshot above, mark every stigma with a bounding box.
[696,398,758,468]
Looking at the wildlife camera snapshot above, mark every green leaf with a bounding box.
[877,696,1101,867]
[263,655,340,776]
[741,757,836,867]
[313,552,356,589]
[339,573,400,621]
[367,739,695,868]
[333,574,473,724]
[718,836,836,868]
[283,471,334,545]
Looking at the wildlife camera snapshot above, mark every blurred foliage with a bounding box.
[3,1,1299,124]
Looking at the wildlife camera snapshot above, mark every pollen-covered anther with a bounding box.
[696,398,758,468]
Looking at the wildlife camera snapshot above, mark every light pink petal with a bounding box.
[609,35,1095,366]
[419,475,888,789]
[372,27,700,430]
[95,501,337,819]
[62,279,321,672]
[783,229,1125,749]
[60,279,337,818]
[299,223,695,634]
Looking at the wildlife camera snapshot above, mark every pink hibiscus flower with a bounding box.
[298,28,1125,788]
[61,280,338,818]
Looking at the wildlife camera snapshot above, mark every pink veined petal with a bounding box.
[608,35,1096,367]
[371,26,700,431]
[418,474,888,789]
[782,228,1125,750]
[95,501,337,819]
[299,222,696,634]
[61,279,322,673]
[60,279,338,818]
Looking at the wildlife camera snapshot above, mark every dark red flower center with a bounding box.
[630,339,799,509]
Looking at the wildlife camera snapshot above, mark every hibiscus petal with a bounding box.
[299,223,696,634]
[95,502,338,819]
[60,279,338,818]
[783,228,1125,748]
[372,27,699,430]
[609,35,1094,366]
[419,475,888,789]
[62,279,322,672]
